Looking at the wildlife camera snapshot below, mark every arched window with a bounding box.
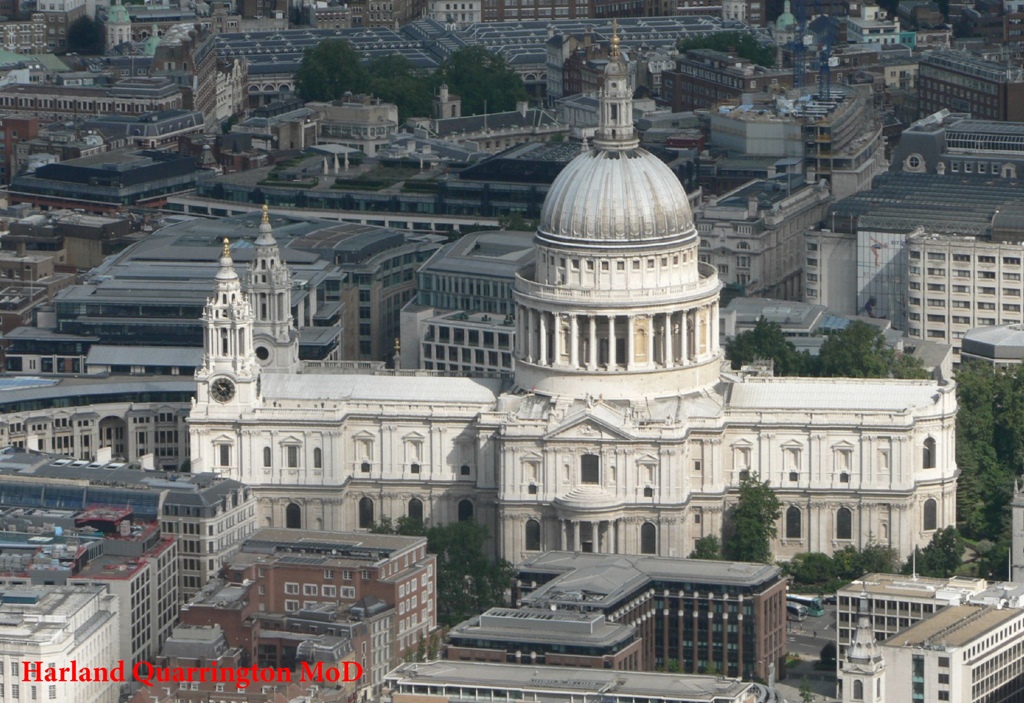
[313,448,322,469]
[525,519,541,551]
[458,499,474,522]
[852,680,863,700]
[263,447,271,467]
[358,497,374,529]
[640,522,657,555]
[786,506,801,539]
[408,497,423,523]
[924,498,937,531]
[923,437,936,469]
[837,507,852,540]
[285,502,301,529]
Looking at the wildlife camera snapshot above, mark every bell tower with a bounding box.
[196,238,260,409]
[841,595,885,703]
[245,205,300,374]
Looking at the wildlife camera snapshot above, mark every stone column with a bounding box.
[588,315,597,370]
[572,520,581,552]
[664,313,673,368]
[553,313,563,365]
[609,315,617,369]
[681,310,689,363]
[539,311,548,366]
[609,520,617,554]
[646,315,655,366]
[560,520,568,551]
[711,302,719,353]
[526,308,535,362]
[570,314,579,368]
[627,315,636,371]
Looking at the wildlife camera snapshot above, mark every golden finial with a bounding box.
[394,337,401,353]
[610,18,620,60]
[261,202,270,224]
[221,237,231,258]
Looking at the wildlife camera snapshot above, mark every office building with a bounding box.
[0,586,120,703]
[513,552,787,679]
[0,447,255,600]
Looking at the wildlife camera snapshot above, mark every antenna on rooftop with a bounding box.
[912,548,918,581]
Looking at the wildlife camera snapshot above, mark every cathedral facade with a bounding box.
[189,37,958,564]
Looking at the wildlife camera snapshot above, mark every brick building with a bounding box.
[179,529,436,692]
[918,50,1024,121]
[662,49,791,112]
[0,116,39,185]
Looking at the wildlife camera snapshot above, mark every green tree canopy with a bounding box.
[367,55,436,122]
[817,321,929,379]
[677,32,775,68]
[955,361,1024,543]
[436,46,528,116]
[905,527,965,578]
[689,535,723,560]
[294,39,369,102]
[725,317,809,375]
[786,543,902,592]
[371,517,513,626]
[724,474,781,563]
[68,15,105,54]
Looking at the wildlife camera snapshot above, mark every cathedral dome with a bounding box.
[107,0,130,24]
[538,147,695,246]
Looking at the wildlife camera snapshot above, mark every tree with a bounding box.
[787,552,837,587]
[800,677,815,703]
[67,15,105,54]
[436,46,528,116]
[294,39,369,102]
[689,535,723,560]
[367,55,436,122]
[677,32,775,67]
[372,517,513,626]
[816,321,893,378]
[425,520,515,625]
[911,527,965,578]
[819,641,837,667]
[724,474,782,563]
[726,317,808,376]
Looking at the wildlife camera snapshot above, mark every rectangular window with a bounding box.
[303,584,317,596]
[285,582,299,595]
[287,445,299,468]
[218,445,230,467]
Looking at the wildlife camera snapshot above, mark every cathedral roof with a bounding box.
[727,378,942,412]
[261,372,502,404]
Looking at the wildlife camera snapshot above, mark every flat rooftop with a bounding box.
[838,573,988,603]
[885,604,1023,649]
[420,230,535,279]
[450,607,636,647]
[519,552,782,609]
[385,661,754,701]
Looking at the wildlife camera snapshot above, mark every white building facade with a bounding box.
[188,35,958,566]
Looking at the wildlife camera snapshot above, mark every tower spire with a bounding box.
[592,18,637,151]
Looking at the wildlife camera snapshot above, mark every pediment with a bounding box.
[544,408,635,441]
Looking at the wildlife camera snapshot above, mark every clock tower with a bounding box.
[245,204,300,374]
[195,238,260,411]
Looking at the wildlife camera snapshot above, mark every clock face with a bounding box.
[211,377,236,403]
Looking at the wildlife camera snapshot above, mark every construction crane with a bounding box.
[790,0,810,89]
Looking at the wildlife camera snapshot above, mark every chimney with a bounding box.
[747,195,758,218]
[517,101,528,117]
